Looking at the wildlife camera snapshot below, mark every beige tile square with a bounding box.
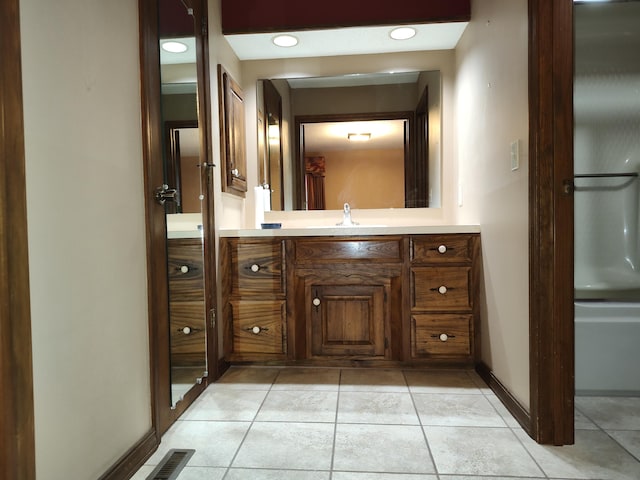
[215,367,281,390]
[337,391,419,425]
[575,396,640,430]
[272,367,341,391]
[517,428,640,479]
[146,421,250,467]
[425,426,544,477]
[333,424,435,474]
[340,368,408,392]
[484,393,522,428]
[225,468,330,480]
[256,390,338,422]
[173,467,226,479]
[233,422,334,470]
[413,393,506,427]
[608,430,640,460]
[574,406,599,430]
[181,388,267,421]
[404,370,483,394]
[332,473,437,480]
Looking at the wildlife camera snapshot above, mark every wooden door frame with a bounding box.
[0,0,36,478]
[528,0,575,445]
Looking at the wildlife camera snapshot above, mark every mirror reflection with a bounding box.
[257,70,442,210]
[159,0,207,407]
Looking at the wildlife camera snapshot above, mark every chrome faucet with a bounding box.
[337,202,358,226]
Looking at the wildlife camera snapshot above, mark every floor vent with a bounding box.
[145,449,195,480]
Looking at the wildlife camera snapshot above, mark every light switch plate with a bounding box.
[510,140,520,171]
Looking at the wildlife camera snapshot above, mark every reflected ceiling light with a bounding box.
[389,27,416,40]
[272,34,298,47]
[161,41,188,53]
[347,133,371,142]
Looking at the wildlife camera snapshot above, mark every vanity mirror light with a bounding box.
[256,70,442,211]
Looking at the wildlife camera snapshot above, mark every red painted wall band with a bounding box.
[221,0,471,35]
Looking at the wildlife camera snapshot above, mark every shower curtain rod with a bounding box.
[574,172,638,179]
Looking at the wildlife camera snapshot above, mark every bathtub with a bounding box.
[575,301,640,395]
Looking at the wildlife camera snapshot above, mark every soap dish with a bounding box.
[261,223,282,229]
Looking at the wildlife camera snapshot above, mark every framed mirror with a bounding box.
[256,70,442,210]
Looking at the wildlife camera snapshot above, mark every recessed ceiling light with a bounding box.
[161,41,188,53]
[348,133,371,142]
[272,34,298,47]
[389,27,416,40]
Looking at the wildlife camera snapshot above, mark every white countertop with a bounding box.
[219,224,480,237]
[167,213,203,239]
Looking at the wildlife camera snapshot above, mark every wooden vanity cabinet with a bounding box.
[221,238,287,361]
[221,232,480,366]
[410,234,481,364]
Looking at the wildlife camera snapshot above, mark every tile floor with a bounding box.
[132,366,640,480]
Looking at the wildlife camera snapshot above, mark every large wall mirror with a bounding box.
[158,0,208,411]
[256,70,442,210]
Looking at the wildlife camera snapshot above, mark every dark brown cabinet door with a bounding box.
[309,284,386,358]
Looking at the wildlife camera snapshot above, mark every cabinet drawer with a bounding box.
[168,239,205,298]
[412,266,472,311]
[412,314,471,357]
[170,302,207,365]
[231,300,286,355]
[411,235,473,264]
[295,238,402,264]
[231,241,284,295]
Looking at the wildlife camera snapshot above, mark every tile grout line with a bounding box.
[327,369,344,480]
[219,368,280,480]
[575,398,640,463]
[403,370,442,480]
[468,370,551,480]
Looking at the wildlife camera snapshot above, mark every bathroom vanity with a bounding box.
[220,227,481,367]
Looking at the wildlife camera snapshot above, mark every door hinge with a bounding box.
[210,308,216,328]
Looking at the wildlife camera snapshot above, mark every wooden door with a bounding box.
[310,284,386,357]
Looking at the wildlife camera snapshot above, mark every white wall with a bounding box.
[208,0,245,231]
[455,0,530,407]
[20,0,151,477]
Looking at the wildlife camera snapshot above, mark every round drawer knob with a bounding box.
[250,264,260,273]
[251,326,261,334]
[438,285,448,294]
[182,326,192,335]
[439,333,449,342]
[437,245,447,254]
[312,297,321,306]
[180,265,189,274]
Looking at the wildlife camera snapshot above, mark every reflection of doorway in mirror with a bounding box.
[174,128,202,213]
[304,156,326,210]
[301,117,407,209]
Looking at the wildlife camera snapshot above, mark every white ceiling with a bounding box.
[303,119,406,152]
[224,22,468,61]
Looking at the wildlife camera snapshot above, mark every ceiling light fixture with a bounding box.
[272,34,299,47]
[348,133,371,142]
[161,41,188,53]
[389,27,416,40]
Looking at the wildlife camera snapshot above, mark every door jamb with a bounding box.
[528,0,575,445]
[0,0,36,478]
